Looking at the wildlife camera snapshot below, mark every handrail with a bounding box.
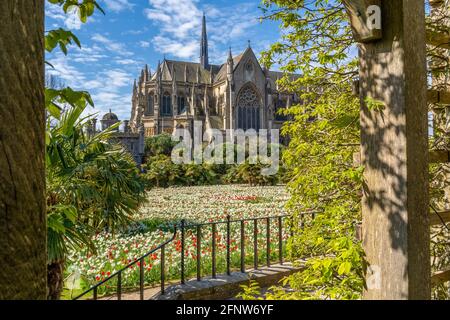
[73,211,318,300]
[181,211,319,228]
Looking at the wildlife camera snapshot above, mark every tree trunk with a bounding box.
[0,0,46,299]
[47,261,65,300]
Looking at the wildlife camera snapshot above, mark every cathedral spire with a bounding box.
[196,66,201,83]
[156,60,162,81]
[227,47,234,80]
[172,64,177,92]
[200,13,209,69]
[210,65,214,84]
[144,64,149,81]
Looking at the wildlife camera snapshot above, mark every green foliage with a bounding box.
[145,133,178,158]
[182,163,217,186]
[46,103,146,263]
[236,280,263,300]
[233,161,279,186]
[45,29,81,55]
[143,155,218,188]
[45,87,94,120]
[45,0,146,268]
[45,0,104,64]
[47,0,104,23]
[364,96,385,112]
[143,138,284,187]
[258,0,365,299]
[144,155,184,188]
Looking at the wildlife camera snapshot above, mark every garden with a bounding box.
[65,185,292,299]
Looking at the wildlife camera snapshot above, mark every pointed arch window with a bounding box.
[274,94,289,121]
[146,94,154,116]
[236,85,261,131]
[177,96,186,114]
[161,93,172,116]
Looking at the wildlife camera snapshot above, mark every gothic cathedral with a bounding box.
[128,14,299,138]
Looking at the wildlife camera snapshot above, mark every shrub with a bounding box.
[234,161,279,186]
[182,163,217,186]
[145,133,177,158]
[144,155,183,188]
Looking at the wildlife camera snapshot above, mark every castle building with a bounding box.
[128,14,299,139]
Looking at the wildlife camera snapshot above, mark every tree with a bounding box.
[0,1,47,299]
[144,133,178,158]
[144,155,184,188]
[46,102,146,299]
[257,0,364,299]
[256,0,436,300]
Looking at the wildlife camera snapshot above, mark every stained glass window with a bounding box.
[236,85,260,130]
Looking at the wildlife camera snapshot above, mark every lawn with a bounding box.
[66,185,291,299]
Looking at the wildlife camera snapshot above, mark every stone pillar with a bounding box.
[138,124,145,165]
[356,0,430,299]
[92,118,97,134]
[123,120,129,133]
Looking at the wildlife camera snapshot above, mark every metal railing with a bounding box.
[73,226,177,300]
[180,214,291,284]
[74,212,316,300]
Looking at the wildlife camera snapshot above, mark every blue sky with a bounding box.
[45,0,281,121]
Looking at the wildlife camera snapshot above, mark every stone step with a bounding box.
[97,262,304,300]
[153,261,304,300]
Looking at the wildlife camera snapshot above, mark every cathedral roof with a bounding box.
[150,60,221,84]
[214,50,246,83]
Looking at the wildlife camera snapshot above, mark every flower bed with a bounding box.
[67,185,290,298]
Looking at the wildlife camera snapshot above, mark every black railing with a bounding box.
[74,212,316,300]
[73,226,177,300]
[178,214,296,284]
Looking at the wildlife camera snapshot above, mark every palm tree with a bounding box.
[46,103,146,299]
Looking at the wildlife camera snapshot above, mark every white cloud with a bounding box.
[46,51,134,121]
[71,45,109,64]
[152,36,198,59]
[144,10,172,24]
[46,53,87,88]
[46,4,84,30]
[122,28,148,36]
[100,0,135,13]
[139,41,151,48]
[107,69,133,88]
[142,0,202,59]
[87,69,133,120]
[92,33,132,56]
[116,58,139,65]
[143,1,260,62]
